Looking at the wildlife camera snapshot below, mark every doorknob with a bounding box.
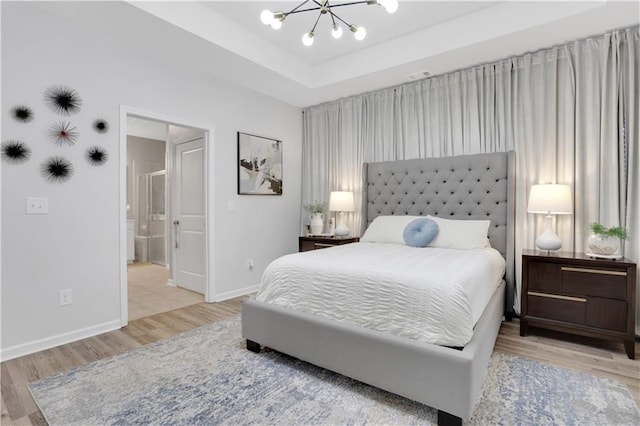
[173,220,180,225]
[173,220,180,248]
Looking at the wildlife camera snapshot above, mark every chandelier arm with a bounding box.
[326,1,373,8]
[284,0,312,16]
[285,7,324,16]
[309,10,323,33]
[328,9,354,28]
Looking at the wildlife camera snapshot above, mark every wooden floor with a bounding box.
[2,298,638,425]
[127,262,203,321]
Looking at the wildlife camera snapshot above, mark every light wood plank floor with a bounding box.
[128,262,204,321]
[2,298,638,425]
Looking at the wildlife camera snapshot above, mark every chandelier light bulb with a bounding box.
[331,24,343,39]
[270,19,282,30]
[302,32,315,46]
[352,26,367,41]
[260,10,274,25]
[379,0,399,14]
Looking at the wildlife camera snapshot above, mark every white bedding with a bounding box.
[255,242,506,347]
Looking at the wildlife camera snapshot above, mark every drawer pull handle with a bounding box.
[561,266,627,276]
[528,291,586,303]
[314,243,334,248]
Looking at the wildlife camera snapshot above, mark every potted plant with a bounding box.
[304,201,327,234]
[586,222,629,258]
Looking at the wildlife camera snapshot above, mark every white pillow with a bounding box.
[361,215,424,244]
[426,215,491,250]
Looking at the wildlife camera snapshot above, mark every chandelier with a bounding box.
[260,0,399,46]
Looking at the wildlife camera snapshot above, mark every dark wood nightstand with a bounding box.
[298,236,359,252]
[520,249,636,359]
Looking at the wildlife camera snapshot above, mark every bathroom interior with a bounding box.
[126,116,203,321]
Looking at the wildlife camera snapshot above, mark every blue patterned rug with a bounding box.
[29,316,639,425]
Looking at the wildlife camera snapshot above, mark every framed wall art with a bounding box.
[237,132,282,195]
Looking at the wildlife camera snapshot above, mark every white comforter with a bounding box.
[255,242,506,347]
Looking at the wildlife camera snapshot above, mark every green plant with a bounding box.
[589,222,629,240]
[304,201,326,214]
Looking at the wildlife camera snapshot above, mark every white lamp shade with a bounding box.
[527,184,572,214]
[329,191,354,212]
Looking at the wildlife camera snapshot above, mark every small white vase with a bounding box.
[310,213,324,235]
[587,234,620,256]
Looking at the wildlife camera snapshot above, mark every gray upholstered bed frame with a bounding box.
[242,151,515,425]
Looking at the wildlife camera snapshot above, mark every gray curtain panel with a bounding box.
[301,27,639,324]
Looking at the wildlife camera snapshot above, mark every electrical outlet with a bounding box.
[59,289,72,306]
[26,197,48,214]
[246,258,254,270]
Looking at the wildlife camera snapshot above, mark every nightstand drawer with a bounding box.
[527,262,561,292]
[528,292,585,324]
[561,266,627,300]
[586,298,627,332]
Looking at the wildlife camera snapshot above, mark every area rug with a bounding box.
[29,316,640,425]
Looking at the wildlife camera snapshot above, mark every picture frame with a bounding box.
[237,132,283,195]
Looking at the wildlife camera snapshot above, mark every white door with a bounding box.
[173,138,205,294]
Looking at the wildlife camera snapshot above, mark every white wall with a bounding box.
[1,2,302,359]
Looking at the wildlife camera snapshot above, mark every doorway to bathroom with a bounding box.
[125,115,206,321]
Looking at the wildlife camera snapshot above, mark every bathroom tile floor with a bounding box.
[127,262,204,321]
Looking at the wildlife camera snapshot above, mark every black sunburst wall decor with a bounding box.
[1,140,31,164]
[48,121,79,146]
[86,146,108,166]
[41,156,73,183]
[44,85,82,116]
[93,119,109,134]
[11,105,34,123]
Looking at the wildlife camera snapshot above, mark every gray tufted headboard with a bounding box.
[363,151,516,315]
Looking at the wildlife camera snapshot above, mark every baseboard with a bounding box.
[0,319,121,362]
[213,285,260,302]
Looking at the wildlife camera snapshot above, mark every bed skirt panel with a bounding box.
[241,281,505,420]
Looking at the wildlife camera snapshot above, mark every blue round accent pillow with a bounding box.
[403,218,439,247]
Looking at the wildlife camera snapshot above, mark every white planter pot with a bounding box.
[587,234,620,256]
[310,213,324,235]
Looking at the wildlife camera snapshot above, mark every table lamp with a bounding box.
[527,184,572,251]
[329,191,354,237]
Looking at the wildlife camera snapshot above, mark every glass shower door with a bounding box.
[149,171,166,266]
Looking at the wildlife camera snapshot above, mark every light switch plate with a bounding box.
[26,197,48,214]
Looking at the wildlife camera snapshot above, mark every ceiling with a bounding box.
[28,1,640,108]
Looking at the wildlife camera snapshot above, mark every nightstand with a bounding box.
[520,249,636,359]
[298,236,359,252]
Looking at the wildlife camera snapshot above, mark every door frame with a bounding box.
[119,105,214,327]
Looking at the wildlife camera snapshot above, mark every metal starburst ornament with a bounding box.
[86,146,108,166]
[48,121,79,146]
[44,84,82,116]
[11,105,34,123]
[93,119,109,134]
[41,156,74,183]
[1,140,31,164]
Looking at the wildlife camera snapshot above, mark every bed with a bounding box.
[242,151,515,425]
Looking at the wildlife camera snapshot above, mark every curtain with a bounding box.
[301,27,639,322]
[619,28,639,333]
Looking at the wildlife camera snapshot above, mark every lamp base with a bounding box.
[535,215,562,251]
[335,211,349,237]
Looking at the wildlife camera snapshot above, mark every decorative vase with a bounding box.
[310,213,324,235]
[586,234,620,257]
